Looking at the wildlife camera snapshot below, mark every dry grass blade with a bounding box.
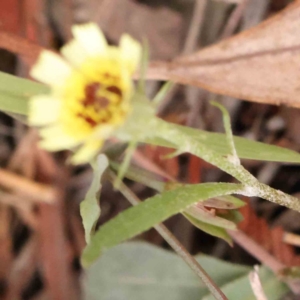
[0,169,56,204]
[147,1,300,108]
[249,266,268,300]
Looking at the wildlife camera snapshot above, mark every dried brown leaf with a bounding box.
[94,0,183,60]
[239,200,300,266]
[147,1,300,107]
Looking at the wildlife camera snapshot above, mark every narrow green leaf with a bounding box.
[184,213,233,244]
[0,92,29,115]
[185,206,237,230]
[144,123,300,163]
[137,42,149,94]
[80,154,109,244]
[81,182,244,267]
[114,141,136,189]
[211,101,240,164]
[152,81,174,107]
[0,71,49,115]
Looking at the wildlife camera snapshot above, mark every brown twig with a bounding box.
[119,157,297,294]
[109,171,228,300]
[229,230,300,295]
[183,0,207,54]
[220,0,251,39]
[0,168,56,203]
[157,0,207,117]
[228,230,285,273]
[183,0,208,128]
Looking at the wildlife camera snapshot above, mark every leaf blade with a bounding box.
[147,1,300,108]
[84,242,250,300]
[82,182,244,267]
[84,242,288,300]
[80,154,109,244]
[145,123,300,163]
[184,213,233,244]
[0,71,49,115]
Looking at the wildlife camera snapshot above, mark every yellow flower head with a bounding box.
[29,23,141,164]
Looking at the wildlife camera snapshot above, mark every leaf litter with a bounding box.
[0,0,300,299]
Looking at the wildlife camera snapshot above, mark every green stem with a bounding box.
[109,171,228,300]
[211,101,240,165]
[156,118,300,212]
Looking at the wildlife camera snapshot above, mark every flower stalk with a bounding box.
[151,118,300,212]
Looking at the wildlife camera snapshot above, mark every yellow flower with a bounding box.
[29,23,141,164]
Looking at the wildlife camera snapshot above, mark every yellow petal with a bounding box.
[72,23,107,57]
[70,124,113,164]
[39,125,82,151]
[120,34,141,74]
[30,51,72,86]
[29,95,60,126]
[71,139,103,164]
[61,39,89,67]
